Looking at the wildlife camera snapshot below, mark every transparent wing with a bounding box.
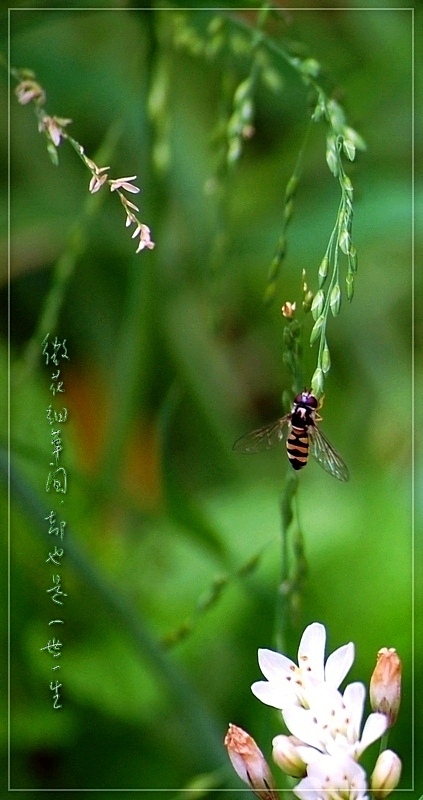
[233,415,290,454]
[309,424,349,482]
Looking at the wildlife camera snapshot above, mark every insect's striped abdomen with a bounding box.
[286,426,310,470]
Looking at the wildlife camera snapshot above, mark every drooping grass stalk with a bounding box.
[309,133,360,397]
[14,121,123,387]
[10,66,155,385]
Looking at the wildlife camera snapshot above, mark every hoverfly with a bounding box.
[233,390,349,481]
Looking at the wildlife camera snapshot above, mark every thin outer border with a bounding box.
[7,4,415,793]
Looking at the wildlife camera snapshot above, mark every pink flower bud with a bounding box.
[370,647,402,727]
[224,724,278,800]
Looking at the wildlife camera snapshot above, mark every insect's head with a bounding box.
[294,390,319,409]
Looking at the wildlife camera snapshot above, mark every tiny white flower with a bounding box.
[282,680,388,761]
[38,115,72,146]
[135,224,155,252]
[89,171,109,193]
[251,622,354,711]
[294,752,369,800]
[109,176,140,194]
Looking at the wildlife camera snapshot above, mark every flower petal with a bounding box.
[356,712,388,757]
[298,623,326,681]
[251,680,292,710]
[343,682,365,741]
[257,648,296,681]
[283,706,325,752]
[324,642,355,687]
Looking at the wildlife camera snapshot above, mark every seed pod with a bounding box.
[318,256,329,287]
[302,290,313,314]
[330,284,341,316]
[326,134,338,176]
[311,367,324,397]
[310,314,325,345]
[343,125,366,151]
[311,289,325,321]
[322,342,331,373]
[342,175,353,194]
[348,245,358,273]
[343,138,356,161]
[327,99,346,131]
[346,273,354,301]
[339,229,351,255]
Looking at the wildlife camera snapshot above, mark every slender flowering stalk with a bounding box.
[308,99,364,397]
[13,67,155,254]
[67,138,155,254]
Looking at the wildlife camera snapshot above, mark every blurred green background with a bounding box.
[1,1,419,797]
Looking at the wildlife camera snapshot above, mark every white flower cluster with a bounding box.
[250,623,401,799]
